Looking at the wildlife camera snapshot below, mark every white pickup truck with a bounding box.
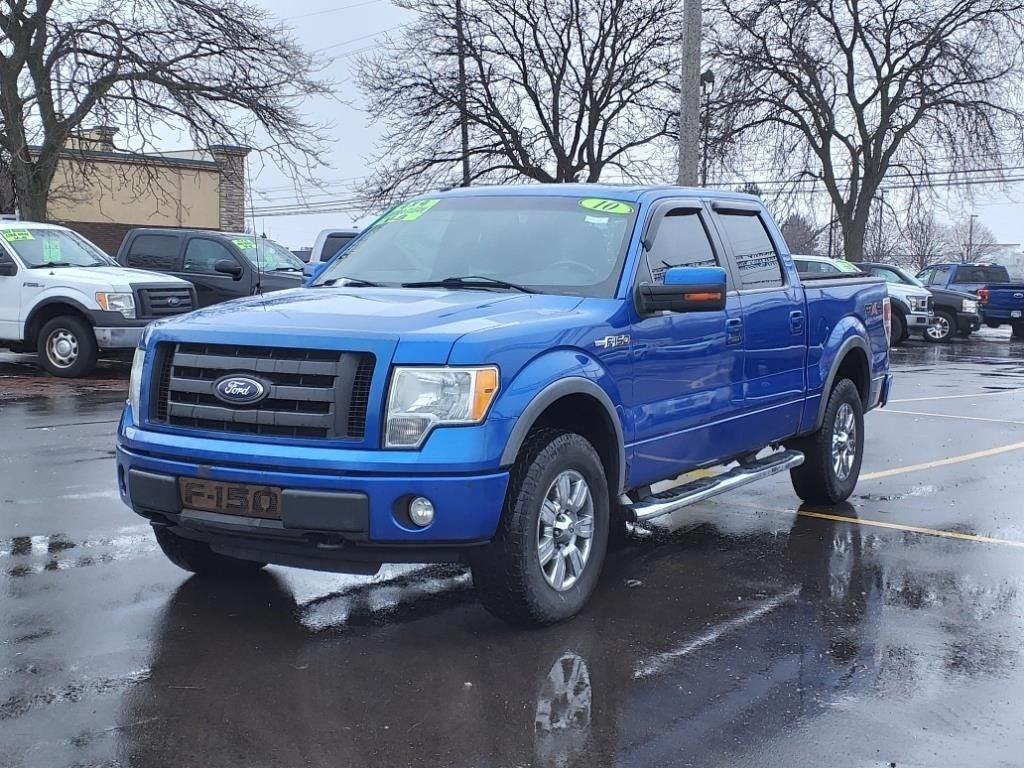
[0,221,196,377]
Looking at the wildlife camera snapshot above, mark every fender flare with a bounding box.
[815,335,871,429]
[23,296,95,341]
[499,376,627,494]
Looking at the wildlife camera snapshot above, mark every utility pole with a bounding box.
[966,213,978,263]
[676,0,701,186]
[455,0,471,187]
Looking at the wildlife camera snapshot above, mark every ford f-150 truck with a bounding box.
[917,262,1024,337]
[116,185,893,625]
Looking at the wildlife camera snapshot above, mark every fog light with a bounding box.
[409,496,435,527]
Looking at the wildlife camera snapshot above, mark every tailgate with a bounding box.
[983,284,1024,311]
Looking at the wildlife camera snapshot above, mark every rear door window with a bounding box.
[716,213,784,289]
[126,234,180,270]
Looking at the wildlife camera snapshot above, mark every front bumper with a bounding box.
[957,312,982,332]
[905,310,932,329]
[116,441,510,556]
[94,326,144,348]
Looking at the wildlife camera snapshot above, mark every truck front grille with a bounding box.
[150,343,375,440]
[137,286,195,318]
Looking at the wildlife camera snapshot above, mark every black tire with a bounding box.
[923,310,956,344]
[37,315,98,377]
[472,429,610,626]
[1013,324,1024,340]
[889,311,906,346]
[786,379,864,505]
[986,322,1001,329]
[153,525,267,576]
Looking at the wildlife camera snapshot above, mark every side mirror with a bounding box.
[0,259,17,277]
[638,266,727,313]
[214,259,244,279]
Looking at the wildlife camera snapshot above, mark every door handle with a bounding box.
[726,317,743,345]
[789,310,805,335]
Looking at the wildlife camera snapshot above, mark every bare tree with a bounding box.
[948,217,1002,262]
[707,0,1024,261]
[779,213,823,255]
[897,208,951,271]
[357,0,681,206]
[0,0,327,221]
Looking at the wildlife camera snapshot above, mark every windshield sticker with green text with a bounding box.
[42,236,62,263]
[0,229,35,242]
[232,238,257,250]
[379,199,440,224]
[579,198,634,215]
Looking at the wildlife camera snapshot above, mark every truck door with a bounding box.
[181,237,253,307]
[0,245,21,340]
[711,203,804,442]
[627,200,746,486]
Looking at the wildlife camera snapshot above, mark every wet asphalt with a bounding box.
[3,332,1024,768]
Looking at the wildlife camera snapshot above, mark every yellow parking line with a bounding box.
[795,509,1024,548]
[891,389,1021,403]
[861,441,1024,480]
[881,409,1024,426]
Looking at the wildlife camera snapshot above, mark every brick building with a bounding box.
[2,128,250,254]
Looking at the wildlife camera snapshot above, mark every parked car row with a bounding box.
[791,255,1020,345]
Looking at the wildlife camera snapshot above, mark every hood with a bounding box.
[26,265,190,290]
[885,282,930,300]
[152,286,585,348]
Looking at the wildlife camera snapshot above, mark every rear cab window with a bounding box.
[126,234,181,271]
[956,265,1010,284]
[715,211,784,289]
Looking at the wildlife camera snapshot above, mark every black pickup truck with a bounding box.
[116,229,305,308]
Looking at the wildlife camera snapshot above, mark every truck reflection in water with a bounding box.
[120,504,1018,767]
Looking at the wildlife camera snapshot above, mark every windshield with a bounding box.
[230,236,305,272]
[312,195,639,296]
[891,266,925,287]
[0,228,108,268]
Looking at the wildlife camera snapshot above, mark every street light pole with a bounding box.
[699,69,714,187]
[966,214,978,263]
[676,0,701,186]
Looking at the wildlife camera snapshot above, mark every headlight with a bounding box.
[96,291,136,319]
[385,366,499,448]
[962,299,979,314]
[909,296,930,312]
[129,347,146,420]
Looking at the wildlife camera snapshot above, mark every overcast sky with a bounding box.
[247,0,1024,254]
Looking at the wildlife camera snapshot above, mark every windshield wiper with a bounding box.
[402,276,538,294]
[29,262,77,269]
[314,276,381,287]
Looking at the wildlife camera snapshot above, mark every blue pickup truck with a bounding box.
[917,262,1024,337]
[116,185,892,625]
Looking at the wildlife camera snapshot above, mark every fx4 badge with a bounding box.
[595,334,630,349]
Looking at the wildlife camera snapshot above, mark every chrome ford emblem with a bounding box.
[167,296,181,307]
[213,375,267,405]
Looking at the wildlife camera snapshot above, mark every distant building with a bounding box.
[2,127,249,254]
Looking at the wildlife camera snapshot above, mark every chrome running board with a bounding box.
[625,450,805,523]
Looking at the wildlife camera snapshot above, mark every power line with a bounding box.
[280,0,386,22]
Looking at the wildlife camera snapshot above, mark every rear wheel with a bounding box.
[889,311,906,346]
[923,310,955,343]
[472,429,609,626]
[37,315,97,377]
[787,379,864,505]
[153,525,267,576]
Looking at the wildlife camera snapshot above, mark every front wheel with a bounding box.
[37,315,98,377]
[923,310,956,343]
[888,312,906,346]
[786,379,865,505]
[472,429,609,626]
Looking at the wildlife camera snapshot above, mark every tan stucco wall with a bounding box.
[47,157,221,228]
